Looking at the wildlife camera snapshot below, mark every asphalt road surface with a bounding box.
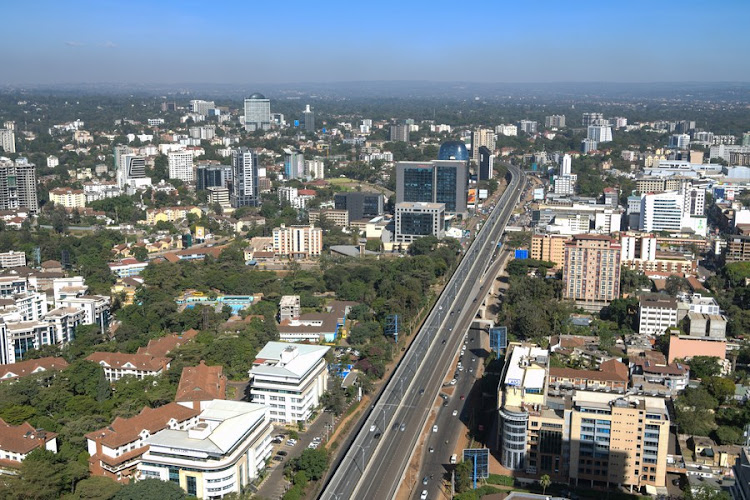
[319,165,525,500]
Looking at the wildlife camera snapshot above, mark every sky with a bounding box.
[4,0,750,85]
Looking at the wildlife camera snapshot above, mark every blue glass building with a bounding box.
[438,141,470,161]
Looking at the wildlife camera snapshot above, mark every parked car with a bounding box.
[421,490,428,500]
[286,439,297,446]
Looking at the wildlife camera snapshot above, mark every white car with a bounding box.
[452,410,458,416]
[370,424,376,432]
[450,379,457,385]
[421,490,428,500]
[286,439,297,446]
[432,424,438,433]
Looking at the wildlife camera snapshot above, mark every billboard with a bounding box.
[514,249,529,259]
[194,226,206,240]
[463,448,490,480]
[478,189,488,200]
[467,189,477,204]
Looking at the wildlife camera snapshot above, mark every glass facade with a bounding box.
[435,166,457,211]
[500,409,529,470]
[402,168,433,203]
[438,141,469,161]
[399,213,434,236]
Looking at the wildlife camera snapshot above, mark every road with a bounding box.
[319,164,525,500]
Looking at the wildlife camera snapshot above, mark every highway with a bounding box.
[319,164,525,500]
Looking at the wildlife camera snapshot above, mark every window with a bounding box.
[187,476,197,497]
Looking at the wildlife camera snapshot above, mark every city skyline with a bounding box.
[4,0,750,85]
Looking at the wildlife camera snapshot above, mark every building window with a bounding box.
[187,476,197,496]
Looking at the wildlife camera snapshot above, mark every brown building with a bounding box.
[85,403,200,483]
[548,359,629,395]
[563,234,621,310]
[530,233,570,267]
[726,235,750,263]
[136,329,198,358]
[175,361,227,410]
[0,419,58,471]
[0,357,69,382]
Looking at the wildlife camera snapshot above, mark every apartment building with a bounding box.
[279,295,301,322]
[49,187,86,208]
[638,295,678,336]
[86,352,171,382]
[0,419,57,472]
[86,403,200,483]
[530,233,569,267]
[308,208,349,227]
[272,224,323,259]
[548,359,629,395]
[249,342,329,424]
[629,351,689,395]
[563,235,621,311]
[726,235,750,263]
[0,251,26,269]
[168,151,195,183]
[138,400,273,498]
[0,356,68,381]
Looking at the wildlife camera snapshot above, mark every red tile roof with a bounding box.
[86,352,170,372]
[175,361,226,403]
[0,419,57,455]
[136,329,198,358]
[0,357,69,381]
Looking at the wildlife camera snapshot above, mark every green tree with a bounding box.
[112,478,186,500]
[74,476,123,499]
[540,474,551,495]
[703,376,735,404]
[687,356,721,380]
[455,460,472,493]
[714,425,742,445]
[685,484,731,500]
[132,246,149,262]
[292,448,328,481]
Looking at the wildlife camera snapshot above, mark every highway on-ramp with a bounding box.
[319,165,525,500]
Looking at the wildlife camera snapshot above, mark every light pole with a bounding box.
[353,443,369,473]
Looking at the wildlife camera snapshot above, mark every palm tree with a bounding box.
[540,474,551,495]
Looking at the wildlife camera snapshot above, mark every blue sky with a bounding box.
[5,0,750,84]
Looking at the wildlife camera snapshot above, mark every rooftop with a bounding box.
[175,362,227,403]
[251,342,329,379]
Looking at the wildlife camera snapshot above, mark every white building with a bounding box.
[639,192,685,233]
[189,126,215,140]
[669,134,690,149]
[496,124,518,137]
[272,225,322,259]
[394,202,446,246]
[168,151,195,183]
[587,125,613,143]
[46,155,59,168]
[58,295,110,331]
[560,154,572,176]
[0,251,26,268]
[190,100,215,116]
[620,233,657,262]
[0,129,16,154]
[305,158,325,180]
[553,174,576,196]
[138,400,273,498]
[638,295,678,336]
[249,342,329,424]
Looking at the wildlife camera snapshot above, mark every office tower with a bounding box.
[196,164,232,191]
[518,120,538,134]
[389,124,409,142]
[334,192,384,221]
[244,93,271,132]
[544,115,566,128]
[582,112,605,127]
[563,234,621,307]
[669,134,690,149]
[478,146,494,181]
[0,158,38,213]
[231,148,259,208]
[438,141,469,161]
[552,174,577,195]
[302,104,315,132]
[283,149,305,180]
[304,158,325,180]
[587,125,613,143]
[118,155,147,191]
[189,100,215,116]
[581,138,598,154]
[0,129,16,154]
[560,154,572,176]
[471,128,495,163]
[167,152,194,183]
[188,125,215,140]
[394,202,445,246]
[639,192,685,233]
[682,187,705,216]
[396,160,469,215]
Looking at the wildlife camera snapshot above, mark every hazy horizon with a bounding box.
[5,0,750,85]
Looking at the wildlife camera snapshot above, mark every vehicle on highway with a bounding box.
[369,424,376,432]
[419,388,425,395]
[286,439,297,446]
[443,400,449,407]
[421,490,428,500]
[392,422,399,431]
[441,339,446,345]
[422,476,429,485]
[450,454,457,464]
[429,447,434,453]
[432,424,438,433]
[400,423,406,431]
[452,409,458,416]
[374,432,381,440]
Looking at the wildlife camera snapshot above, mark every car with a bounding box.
[275,434,285,440]
[452,410,458,416]
[443,400,449,407]
[272,438,283,444]
[460,395,465,400]
[392,422,400,431]
[312,437,321,444]
[421,490,428,500]
[370,424,377,432]
[273,456,283,462]
[469,368,474,373]
[286,439,297,446]
[432,424,438,433]
[374,432,381,440]
[423,476,429,485]
[441,339,446,345]
[459,366,464,371]
[472,358,476,363]
[419,388,425,395]
[429,447,434,453]
[400,423,406,431]
[308,442,318,449]
[450,379,457,385]
[276,450,287,456]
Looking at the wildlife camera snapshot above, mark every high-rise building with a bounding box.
[669,134,690,149]
[582,112,605,127]
[478,146,494,181]
[587,125,613,143]
[581,138,598,154]
[563,234,621,308]
[518,120,538,134]
[396,160,469,215]
[544,115,566,128]
[188,125,215,140]
[639,192,685,233]
[394,202,445,246]
[230,148,259,208]
[552,174,577,195]
[196,164,232,191]
[389,124,409,142]
[272,224,323,259]
[302,104,315,132]
[333,192,384,222]
[560,154,572,176]
[0,157,38,213]
[304,158,325,180]
[471,128,495,163]
[189,100,215,116]
[283,149,305,180]
[638,294,678,336]
[244,93,271,132]
[0,129,16,154]
[168,152,194,183]
[681,187,705,216]
[530,233,570,268]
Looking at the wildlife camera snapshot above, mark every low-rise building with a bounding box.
[308,208,349,227]
[638,294,678,336]
[0,251,26,269]
[86,403,200,483]
[277,300,354,343]
[175,362,227,411]
[249,342,329,424]
[279,295,300,322]
[0,419,57,472]
[138,400,273,498]
[108,258,149,278]
[629,351,689,395]
[0,356,68,381]
[547,359,629,395]
[86,352,171,382]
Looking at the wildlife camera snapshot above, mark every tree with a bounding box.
[703,376,735,404]
[292,448,328,481]
[685,484,731,500]
[455,460,471,493]
[714,425,742,445]
[540,474,551,495]
[687,356,721,380]
[112,478,186,500]
[133,246,149,262]
[74,476,123,499]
